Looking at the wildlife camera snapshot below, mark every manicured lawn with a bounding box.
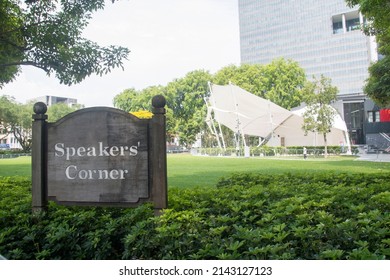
[167,154,390,188]
[0,156,31,178]
[1,154,389,188]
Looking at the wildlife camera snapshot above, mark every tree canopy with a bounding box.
[114,70,212,147]
[213,58,306,110]
[1,95,34,152]
[46,102,83,122]
[345,0,390,107]
[165,70,212,147]
[0,95,81,152]
[0,0,129,88]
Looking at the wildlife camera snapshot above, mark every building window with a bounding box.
[375,111,380,122]
[368,111,380,123]
[345,103,363,125]
[346,17,360,31]
[333,21,343,34]
[368,111,373,123]
[332,10,361,34]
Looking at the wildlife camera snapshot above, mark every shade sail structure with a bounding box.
[207,83,351,150]
[208,83,292,137]
[268,107,351,148]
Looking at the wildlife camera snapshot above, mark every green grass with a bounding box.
[1,154,389,188]
[0,156,31,178]
[167,154,390,188]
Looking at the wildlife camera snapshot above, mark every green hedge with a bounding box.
[1,173,389,259]
[0,149,25,154]
[197,146,359,156]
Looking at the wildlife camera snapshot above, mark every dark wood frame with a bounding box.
[32,95,167,214]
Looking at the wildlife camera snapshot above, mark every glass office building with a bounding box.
[238,0,390,146]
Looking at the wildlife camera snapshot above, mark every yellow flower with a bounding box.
[130,110,153,119]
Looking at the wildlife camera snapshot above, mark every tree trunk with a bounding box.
[323,133,328,158]
[13,128,32,153]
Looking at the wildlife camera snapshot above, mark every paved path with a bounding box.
[355,153,390,162]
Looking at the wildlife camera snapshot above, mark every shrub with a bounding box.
[0,177,155,259]
[1,173,389,259]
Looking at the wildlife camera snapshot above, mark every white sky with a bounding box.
[1,0,240,107]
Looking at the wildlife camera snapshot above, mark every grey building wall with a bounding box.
[238,0,390,146]
[239,0,376,97]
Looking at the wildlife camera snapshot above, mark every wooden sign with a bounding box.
[32,95,167,212]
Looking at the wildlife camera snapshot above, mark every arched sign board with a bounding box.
[32,95,167,214]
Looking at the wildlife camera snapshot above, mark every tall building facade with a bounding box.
[239,0,390,148]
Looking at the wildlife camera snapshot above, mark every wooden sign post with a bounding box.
[32,95,167,214]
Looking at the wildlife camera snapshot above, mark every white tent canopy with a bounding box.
[208,83,291,138]
[207,83,351,151]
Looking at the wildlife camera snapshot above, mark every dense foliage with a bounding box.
[47,103,84,122]
[0,95,33,152]
[0,0,129,87]
[1,173,389,260]
[0,96,80,152]
[345,0,390,107]
[114,70,212,147]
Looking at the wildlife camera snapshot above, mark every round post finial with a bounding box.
[33,102,48,115]
[152,95,166,109]
[152,95,166,114]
